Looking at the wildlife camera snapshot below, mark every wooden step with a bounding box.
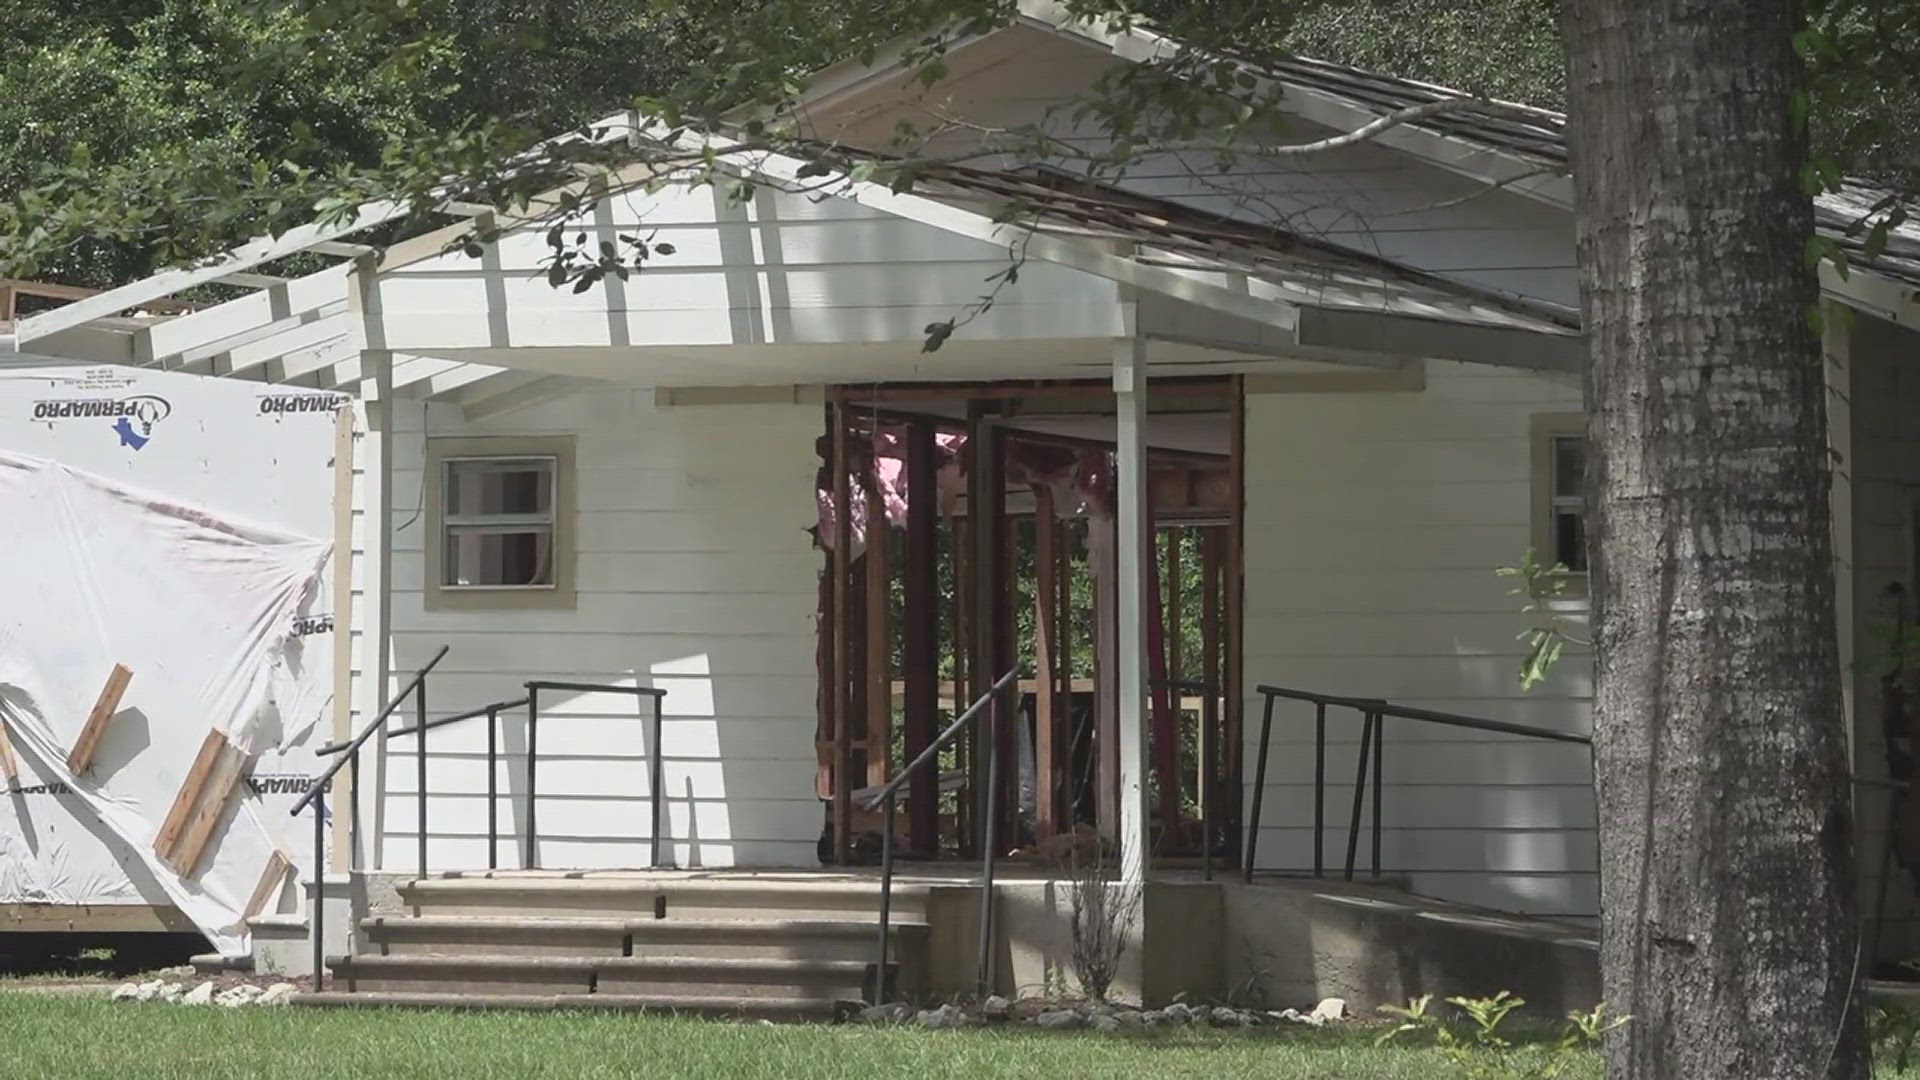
[329,952,885,1000]
[289,990,855,1021]
[360,914,929,961]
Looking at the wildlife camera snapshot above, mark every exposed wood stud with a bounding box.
[903,422,939,855]
[1091,513,1119,844]
[1201,527,1223,866]
[865,464,893,790]
[67,664,134,775]
[830,401,854,864]
[1225,377,1247,856]
[1033,483,1060,841]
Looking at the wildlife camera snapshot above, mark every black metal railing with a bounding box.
[1243,683,1592,884]
[293,651,672,991]
[523,680,669,871]
[291,645,449,991]
[862,668,1018,1004]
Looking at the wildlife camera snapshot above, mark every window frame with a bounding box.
[423,435,577,611]
[1530,413,1590,588]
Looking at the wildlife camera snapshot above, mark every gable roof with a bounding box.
[1004,1,1920,320]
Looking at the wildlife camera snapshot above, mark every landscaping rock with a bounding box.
[1089,1014,1122,1033]
[1158,1002,1200,1025]
[180,982,216,1006]
[980,995,1012,1020]
[1308,997,1347,1025]
[156,983,186,1003]
[1035,1009,1085,1031]
[916,1004,970,1029]
[214,985,262,1008]
[255,983,298,1007]
[1210,1006,1252,1027]
[1112,1009,1146,1028]
[110,982,142,1002]
[1268,1008,1306,1024]
[859,1002,913,1024]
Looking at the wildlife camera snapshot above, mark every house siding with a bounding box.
[1241,361,1597,918]
[352,388,826,870]
[1846,312,1920,956]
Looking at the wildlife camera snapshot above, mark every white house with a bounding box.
[4,2,1916,974]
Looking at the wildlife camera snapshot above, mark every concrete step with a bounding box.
[360,914,929,961]
[289,990,854,1021]
[400,876,934,921]
[329,952,883,1000]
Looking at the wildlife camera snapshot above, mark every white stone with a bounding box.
[180,981,216,1006]
[1308,997,1347,1025]
[156,983,186,1003]
[255,983,299,1007]
[980,994,1013,1019]
[214,985,262,1008]
[859,1002,913,1024]
[110,982,142,1001]
[916,1004,969,1029]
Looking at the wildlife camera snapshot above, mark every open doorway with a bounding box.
[812,378,1245,870]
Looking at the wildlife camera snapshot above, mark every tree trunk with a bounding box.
[1560,2,1867,1077]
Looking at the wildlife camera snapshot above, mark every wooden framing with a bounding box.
[243,851,293,921]
[66,664,134,775]
[1225,377,1247,859]
[865,473,893,789]
[830,401,854,863]
[1033,483,1061,840]
[330,404,355,871]
[902,422,939,854]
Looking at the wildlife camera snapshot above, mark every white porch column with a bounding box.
[1112,334,1151,886]
[353,266,395,871]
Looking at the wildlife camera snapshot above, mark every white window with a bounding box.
[425,436,575,610]
[1532,414,1588,575]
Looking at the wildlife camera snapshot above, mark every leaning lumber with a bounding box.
[67,664,134,774]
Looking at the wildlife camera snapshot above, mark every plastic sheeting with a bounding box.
[0,451,329,953]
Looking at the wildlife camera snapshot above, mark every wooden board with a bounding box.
[0,717,17,785]
[67,663,134,774]
[154,730,226,858]
[243,851,293,921]
[169,740,249,877]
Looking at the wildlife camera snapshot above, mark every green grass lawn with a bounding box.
[0,992,1592,1080]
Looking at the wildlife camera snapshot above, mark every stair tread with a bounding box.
[334,953,873,973]
[403,878,931,897]
[289,991,853,1017]
[363,914,927,933]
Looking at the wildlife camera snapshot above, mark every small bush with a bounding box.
[1378,992,1624,1080]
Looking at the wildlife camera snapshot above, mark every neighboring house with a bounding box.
[4,2,1916,962]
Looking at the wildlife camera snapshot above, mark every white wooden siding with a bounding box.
[1241,362,1596,917]
[1846,313,1920,954]
[353,387,825,869]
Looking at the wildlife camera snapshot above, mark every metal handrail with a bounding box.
[1245,683,1593,884]
[863,668,1018,1004]
[291,646,449,816]
[524,680,671,871]
[289,645,449,992]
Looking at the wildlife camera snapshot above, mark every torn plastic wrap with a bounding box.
[0,451,329,954]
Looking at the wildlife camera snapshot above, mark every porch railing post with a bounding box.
[525,686,539,870]
[416,679,428,878]
[311,782,325,993]
[977,694,1001,998]
[1313,700,1326,878]
[486,704,499,871]
[1244,690,1275,883]
[870,792,897,1004]
[650,690,667,868]
[1344,709,1375,881]
[1371,711,1383,879]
